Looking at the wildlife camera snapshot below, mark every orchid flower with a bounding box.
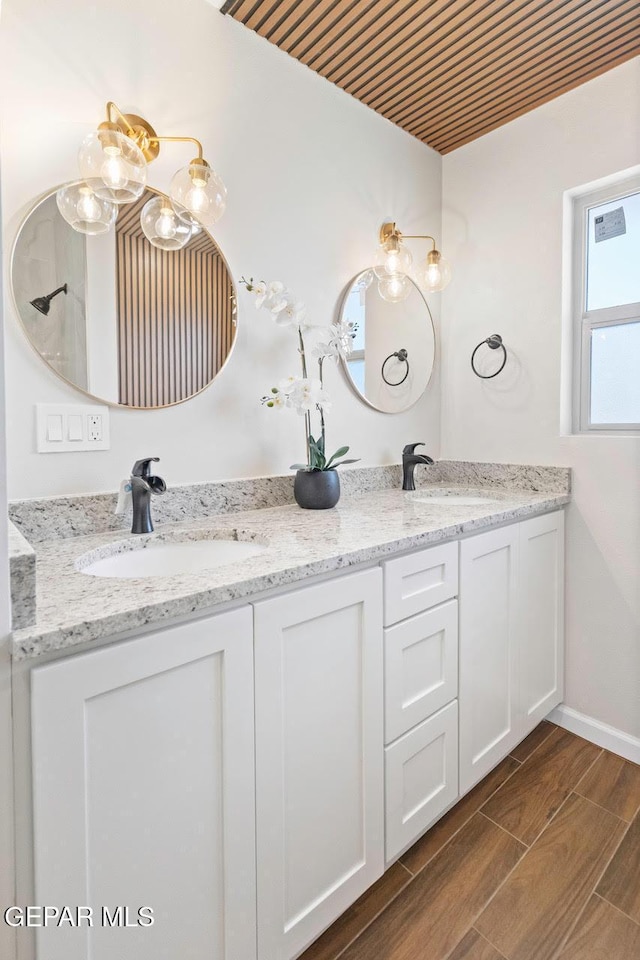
[241,276,358,472]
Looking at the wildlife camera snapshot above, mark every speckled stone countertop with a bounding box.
[9,521,36,630]
[12,476,570,662]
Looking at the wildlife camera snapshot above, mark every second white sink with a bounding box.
[77,535,267,579]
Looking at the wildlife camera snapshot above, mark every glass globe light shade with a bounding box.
[56,183,117,235]
[140,196,192,251]
[377,274,412,303]
[170,161,227,228]
[416,252,452,292]
[373,237,413,280]
[78,127,147,204]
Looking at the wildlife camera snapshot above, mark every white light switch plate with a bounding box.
[36,404,110,452]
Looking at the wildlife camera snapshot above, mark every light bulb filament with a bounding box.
[76,188,101,222]
[155,208,177,240]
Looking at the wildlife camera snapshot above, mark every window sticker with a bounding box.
[594,206,626,242]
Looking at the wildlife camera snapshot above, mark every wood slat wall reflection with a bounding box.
[116,235,234,407]
[222,0,640,153]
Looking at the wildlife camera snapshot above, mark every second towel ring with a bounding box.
[382,348,409,386]
[471,334,507,379]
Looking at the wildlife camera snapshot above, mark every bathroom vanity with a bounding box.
[10,467,568,960]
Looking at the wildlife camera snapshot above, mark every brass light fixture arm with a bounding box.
[147,136,205,162]
[105,101,137,138]
[379,222,436,251]
[401,235,436,251]
[101,101,206,165]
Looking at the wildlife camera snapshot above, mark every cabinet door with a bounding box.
[385,700,458,863]
[459,526,519,794]
[31,607,256,960]
[254,569,384,960]
[518,511,564,732]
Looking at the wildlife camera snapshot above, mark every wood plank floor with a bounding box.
[301,723,640,960]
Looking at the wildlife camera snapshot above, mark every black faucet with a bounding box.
[402,443,434,491]
[130,458,166,534]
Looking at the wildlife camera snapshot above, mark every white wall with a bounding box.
[441,58,640,741]
[0,0,442,499]
[0,70,17,956]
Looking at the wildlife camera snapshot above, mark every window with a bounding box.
[343,281,367,394]
[572,175,640,432]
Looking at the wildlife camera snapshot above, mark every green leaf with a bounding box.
[325,445,350,469]
[331,458,360,469]
[308,437,327,470]
[290,463,309,471]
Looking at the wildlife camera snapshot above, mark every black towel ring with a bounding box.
[382,348,409,386]
[471,334,507,379]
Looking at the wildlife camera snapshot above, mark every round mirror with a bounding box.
[11,183,237,408]
[339,270,435,413]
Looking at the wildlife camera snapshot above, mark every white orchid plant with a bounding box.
[240,277,359,472]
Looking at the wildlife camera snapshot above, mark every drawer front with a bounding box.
[384,600,458,744]
[385,700,459,863]
[383,541,458,626]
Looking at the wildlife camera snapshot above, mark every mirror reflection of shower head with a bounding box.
[30,283,68,316]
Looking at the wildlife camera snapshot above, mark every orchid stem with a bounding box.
[305,411,311,467]
[298,329,308,377]
[299,328,312,466]
[318,357,326,453]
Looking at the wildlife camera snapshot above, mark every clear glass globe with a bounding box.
[416,254,452,292]
[56,183,117,235]
[170,162,227,227]
[78,128,147,204]
[373,238,413,279]
[377,274,412,303]
[140,195,192,250]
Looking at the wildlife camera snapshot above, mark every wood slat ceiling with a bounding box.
[221,0,640,153]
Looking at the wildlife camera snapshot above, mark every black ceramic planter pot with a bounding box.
[294,469,340,509]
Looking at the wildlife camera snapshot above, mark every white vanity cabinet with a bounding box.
[25,507,565,960]
[30,607,257,960]
[253,568,384,960]
[459,511,564,793]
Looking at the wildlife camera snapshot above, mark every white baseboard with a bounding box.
[547,704,640,765]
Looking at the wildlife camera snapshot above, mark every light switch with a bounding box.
[36,404,110,452]
[68,415,83,441]
[46,415,63,442]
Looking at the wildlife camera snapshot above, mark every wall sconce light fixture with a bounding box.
[374,222,451,300]
[57,101,227,250]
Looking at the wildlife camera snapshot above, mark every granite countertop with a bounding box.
[12,481,570,662]
[8,520,36,630]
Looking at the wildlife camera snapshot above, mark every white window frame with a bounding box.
[572,174,640,433]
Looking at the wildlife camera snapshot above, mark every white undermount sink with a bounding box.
[77,534,267,579]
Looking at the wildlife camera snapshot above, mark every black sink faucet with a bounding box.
[130,457,166,534]
[402,443,434,491]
